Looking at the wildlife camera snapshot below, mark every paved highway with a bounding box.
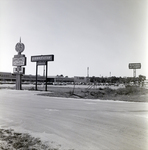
[0,89,148,150]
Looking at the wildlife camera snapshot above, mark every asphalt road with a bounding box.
[0,89,148,150]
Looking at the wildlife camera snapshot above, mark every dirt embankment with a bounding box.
[38,86,148,102]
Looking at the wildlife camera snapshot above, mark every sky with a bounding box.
[0,0,148,78]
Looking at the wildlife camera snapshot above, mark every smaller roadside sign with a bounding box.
[37,61,47,65]
[129,63,141,69]
[13,67,25,74]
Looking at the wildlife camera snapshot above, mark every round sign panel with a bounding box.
[15,42,25,53]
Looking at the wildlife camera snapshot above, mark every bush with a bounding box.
[116,86,140,95]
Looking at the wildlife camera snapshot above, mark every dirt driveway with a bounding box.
[0,89,148,150]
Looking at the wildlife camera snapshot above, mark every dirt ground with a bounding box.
[0,85,148,149]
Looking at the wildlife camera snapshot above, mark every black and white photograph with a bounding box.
[0,0,148,149]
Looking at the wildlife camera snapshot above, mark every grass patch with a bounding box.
[0,129,58,150]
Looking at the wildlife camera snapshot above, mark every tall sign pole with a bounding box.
[12,38,27,90]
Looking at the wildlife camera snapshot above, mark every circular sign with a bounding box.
[15,42,25,53]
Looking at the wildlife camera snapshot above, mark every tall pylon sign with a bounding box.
[12,38,27,90]
[129,63,141,77]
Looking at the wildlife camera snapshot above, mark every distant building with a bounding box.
[0,72,74,84]
[74,76,87,84]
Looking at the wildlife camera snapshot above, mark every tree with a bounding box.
[138,75,146,86]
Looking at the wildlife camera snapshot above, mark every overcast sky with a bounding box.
[0,0,148,77]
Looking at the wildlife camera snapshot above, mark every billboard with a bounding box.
[129,63,141,69]
[31,55,54,62]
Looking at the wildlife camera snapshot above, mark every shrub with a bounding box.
[116,86,140,95]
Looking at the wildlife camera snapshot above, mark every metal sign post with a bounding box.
[12,38,27,90]
[45,61,48,91]
[133,69,136,78]
[35,62,38,90]
[31,55,54,91]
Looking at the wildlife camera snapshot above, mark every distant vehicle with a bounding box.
[53,82,58,85]
[33,82,42,85]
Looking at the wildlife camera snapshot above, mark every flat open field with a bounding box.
[0,84,148,102]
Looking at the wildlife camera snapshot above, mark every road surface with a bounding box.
[0,89,148,150]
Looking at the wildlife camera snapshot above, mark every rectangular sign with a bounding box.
[12,57,26,66]
[129,63,141,69]
[37,61,47,65]
[31,55,54,62]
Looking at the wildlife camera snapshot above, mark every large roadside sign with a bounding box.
[31,55,54,62]
[31,54,54,91]
[129,63,141,69]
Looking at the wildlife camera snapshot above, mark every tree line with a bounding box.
[90,75,146,85]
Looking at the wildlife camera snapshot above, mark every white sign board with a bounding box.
[13,57,26,66]
[129,63,141,69]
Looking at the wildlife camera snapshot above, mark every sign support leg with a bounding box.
[45,62,48,91]
[133,69,136,78]
[36,62,38,90]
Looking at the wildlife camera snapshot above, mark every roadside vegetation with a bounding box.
[38,85,148,102]
[0,129,58,150]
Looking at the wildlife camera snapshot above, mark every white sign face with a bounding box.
[129,63,141,69]
[12,57,26,66]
